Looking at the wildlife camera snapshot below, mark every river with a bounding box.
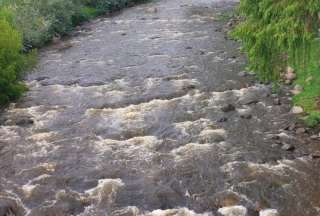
[0,0,320,215]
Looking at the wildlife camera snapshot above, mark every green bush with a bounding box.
[0,19,29,105]
[3,0,79,47]
[72,6,99,25]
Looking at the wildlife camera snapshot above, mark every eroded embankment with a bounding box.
[0,0,320,216]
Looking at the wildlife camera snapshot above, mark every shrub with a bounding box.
[0,19,29,105]
[1,2,52,48]
[36,0,81,36]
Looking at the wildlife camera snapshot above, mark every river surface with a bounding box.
[1,0,320,215]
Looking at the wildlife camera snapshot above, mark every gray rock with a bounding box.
[286,123,296,131]
[273,98,281,105]
[295,128,306,134]
[277,132,291,140]
[291,106,304,114]
[238,91,260,105]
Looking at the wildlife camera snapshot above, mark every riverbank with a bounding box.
[231,0,320,128]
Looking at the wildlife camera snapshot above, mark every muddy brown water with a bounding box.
[1,0,320,215]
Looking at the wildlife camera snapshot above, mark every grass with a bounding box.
[293,39,320,127]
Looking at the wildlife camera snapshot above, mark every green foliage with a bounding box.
[0,18,34,105]
[72,6,99,25]
[232,0,320,81]
[83,0,147,15]
[304,112,320,128]
[293,39,320,127]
